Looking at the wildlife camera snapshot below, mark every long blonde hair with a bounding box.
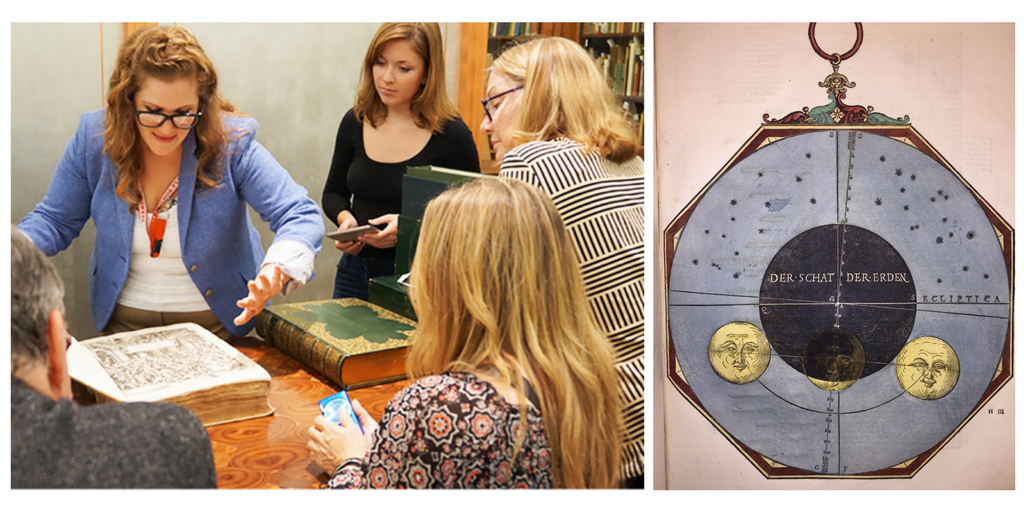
[407,178,622,488]
[104,25,238,210]
[354,22,459,133]
[490,37,640,163]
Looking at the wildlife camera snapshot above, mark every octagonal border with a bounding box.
[663,123,1014,479]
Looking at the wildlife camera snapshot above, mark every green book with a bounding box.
[255,298,417,389]
[369,274,417,321]
[370,166,486,318]
[402,165,486,220]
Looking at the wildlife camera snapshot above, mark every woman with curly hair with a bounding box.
[17,26,323,339]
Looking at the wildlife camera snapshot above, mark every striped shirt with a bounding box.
[500,139,644,481]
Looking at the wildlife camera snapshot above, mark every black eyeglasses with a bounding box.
[480,85,523,122]
[134,109,203,129]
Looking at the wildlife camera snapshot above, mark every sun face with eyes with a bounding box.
[709,322,771,384]
[896,337,960,400]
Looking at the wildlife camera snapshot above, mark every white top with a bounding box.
[117,201,312,312]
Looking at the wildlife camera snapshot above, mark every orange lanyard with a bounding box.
[137,177,179,258]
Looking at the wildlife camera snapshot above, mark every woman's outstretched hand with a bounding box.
[234,263,290,325]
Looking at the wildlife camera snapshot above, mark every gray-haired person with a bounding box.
[10,229,217,488]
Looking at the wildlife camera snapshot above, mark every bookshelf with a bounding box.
[579,23,644,144]
[457,22,644,170]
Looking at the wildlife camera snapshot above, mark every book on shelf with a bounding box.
[66,323,274,426]
[639,111,645,144]
[255,298,418,390]
[488,22,538,38]
[592,38,644,98]
[582,22,643,36]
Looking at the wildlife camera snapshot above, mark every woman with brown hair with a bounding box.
[17,26,323,339]
[308,178,622,488]
[480,36,645,487]
[322,22,479,300]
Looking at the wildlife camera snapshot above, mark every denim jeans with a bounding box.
[333,252,396,300]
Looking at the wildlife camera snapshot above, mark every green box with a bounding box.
[369,274,416,321]
[367,166,485,321]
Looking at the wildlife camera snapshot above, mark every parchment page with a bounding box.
[68,323,270,403]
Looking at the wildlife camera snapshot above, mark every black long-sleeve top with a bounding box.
[322,109,480,258]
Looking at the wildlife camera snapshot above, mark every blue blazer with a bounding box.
[18,110,324,337]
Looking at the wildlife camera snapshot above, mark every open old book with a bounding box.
[67,323,274,426]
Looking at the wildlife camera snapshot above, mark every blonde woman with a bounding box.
[480,36,645,487]
[17,26,323,339]
[308,178,622,489]
[322,22,479,300]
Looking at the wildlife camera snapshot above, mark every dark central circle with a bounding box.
[759,224,916,379]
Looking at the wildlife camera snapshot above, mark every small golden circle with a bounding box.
[708,322,771,384]
[896,337,959,400]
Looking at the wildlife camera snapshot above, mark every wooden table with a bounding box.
[207,337,408,489]
[70,336,408,488]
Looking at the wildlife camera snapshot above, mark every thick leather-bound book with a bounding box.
[66,323,274,426]
[255,298,417,390]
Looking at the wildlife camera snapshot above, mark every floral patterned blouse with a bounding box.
[327,372,553,489]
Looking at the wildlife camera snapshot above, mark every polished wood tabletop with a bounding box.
[69,335,409,488]
[207,336,410,489]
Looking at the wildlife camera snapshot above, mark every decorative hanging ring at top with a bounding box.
[808,22,863,63]
[765,22,908,125]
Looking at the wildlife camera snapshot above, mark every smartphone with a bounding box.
[318,390,363,433]
[326,225,380,242]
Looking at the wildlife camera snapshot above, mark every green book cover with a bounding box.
[255,298,417,389]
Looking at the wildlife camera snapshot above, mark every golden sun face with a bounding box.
[709,322,771,384]
[896,337,960,400]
